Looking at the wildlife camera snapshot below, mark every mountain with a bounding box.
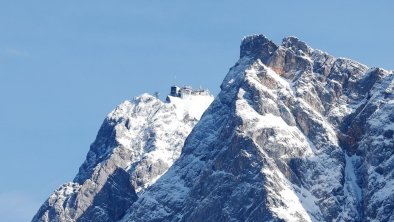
[32,93,213,222]
[121,35,394,222]
[34,34,394,222]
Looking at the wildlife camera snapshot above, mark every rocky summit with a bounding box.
[33,34,394,222]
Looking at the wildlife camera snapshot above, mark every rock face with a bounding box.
[34,34,394,222]
[121,35,394,222]
[32,93,214,222]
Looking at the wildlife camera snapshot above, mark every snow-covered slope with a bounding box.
[32,93,213,222]
[121,35,394,222]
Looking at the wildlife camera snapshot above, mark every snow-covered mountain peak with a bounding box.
[107,94,159,120]
[33,88,213,222]
[106,92,214,130]
[34,34,394,222]
[121,34,394,222]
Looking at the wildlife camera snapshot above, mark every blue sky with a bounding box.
[0,1,393,221]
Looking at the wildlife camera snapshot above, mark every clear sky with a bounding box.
[0,1,393,221]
